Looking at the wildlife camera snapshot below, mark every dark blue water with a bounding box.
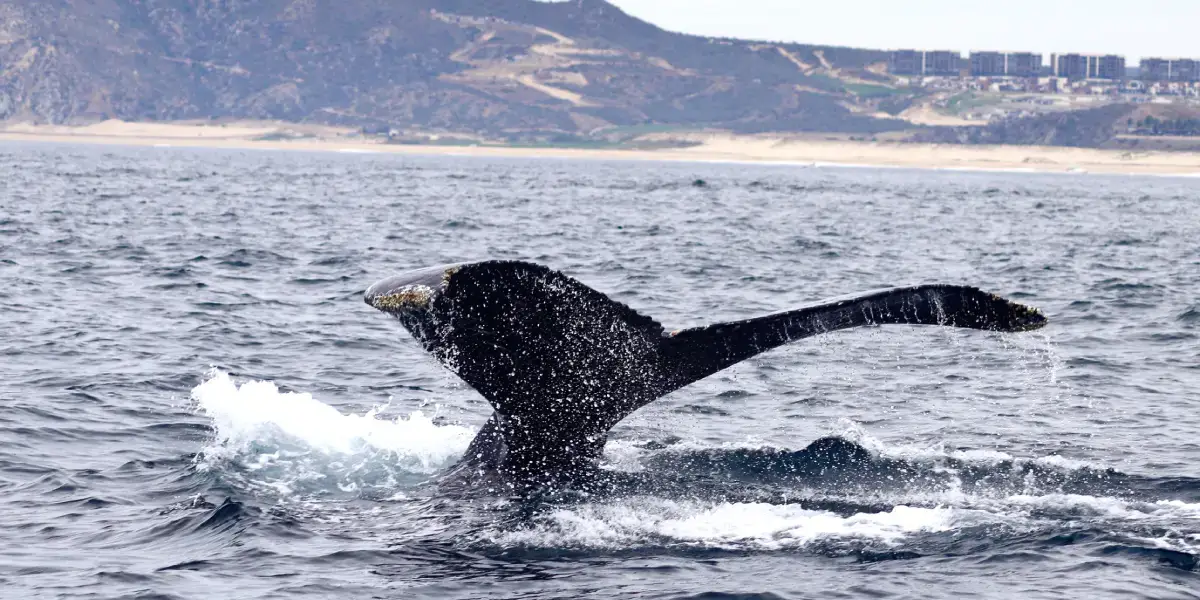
[2,141,1198,599]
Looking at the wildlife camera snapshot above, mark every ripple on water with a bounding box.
[2,147,1199,599]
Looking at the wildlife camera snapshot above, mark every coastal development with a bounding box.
[889,50,1200,97]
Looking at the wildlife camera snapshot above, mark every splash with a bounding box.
[191,370,475,496]
[184,371,1200,555]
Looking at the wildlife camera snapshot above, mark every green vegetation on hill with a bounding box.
[941,92,997,115]
[1132,116,1200,136]
[844,84,904,98]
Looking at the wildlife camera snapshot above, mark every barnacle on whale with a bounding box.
[370,285,434,312]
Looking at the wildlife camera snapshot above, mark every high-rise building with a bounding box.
[1093,55,1126,80]
[1141,58,1172,80]
[970,51,1006,76]
[1173,59,1198,82]
[1005,52,1042,77]
[1052,53,1125,80]
[1051,54,1089,79]
[924,51,962,76]
[889,50,923,75]
[1137,58,1200,82]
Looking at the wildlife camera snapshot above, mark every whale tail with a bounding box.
[365,260,1046,482]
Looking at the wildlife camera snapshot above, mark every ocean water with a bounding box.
[1,141,1198,599]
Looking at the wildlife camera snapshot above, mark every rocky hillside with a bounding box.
[0,0,906,140]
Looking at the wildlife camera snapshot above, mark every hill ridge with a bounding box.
[0,0,907,140]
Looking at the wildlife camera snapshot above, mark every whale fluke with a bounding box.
[365,260,1046,484]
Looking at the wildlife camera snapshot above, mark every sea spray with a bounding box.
[191,370,475,496]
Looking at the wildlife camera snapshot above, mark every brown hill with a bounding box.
[0,0,906,140]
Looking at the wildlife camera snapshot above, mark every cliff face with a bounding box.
[0,0,905,138]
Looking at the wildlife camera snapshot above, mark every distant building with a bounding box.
[1051,54,1090,79]
[1051,53,1125,80]
[924,50,961,76]
[1093,55,1125,80]
[1141,58,1172,80]
[1137,58,1200,82]
[971,51,1043,77]
[888,49,963,76]
[969,51,1006,76]
[889,50,923,75]
[1173,59,1198,82]
[1005,52,1042,77]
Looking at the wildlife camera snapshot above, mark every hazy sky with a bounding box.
[596,0,1194,63]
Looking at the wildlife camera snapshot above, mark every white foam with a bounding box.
[487,485,1200,550]
[501,489,1200,549]
[998,494,1200,523]
[1131,533,1200,554]
[600,438,652,472]
[1005,493,1145,519]
[191,370,474,494]
[1033,455,1093,470]
[1155,499,1200,517]
[491,498,963,550]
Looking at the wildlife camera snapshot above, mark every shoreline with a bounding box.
[2,122,1199,177]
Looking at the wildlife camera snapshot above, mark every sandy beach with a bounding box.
[2,120,1198,176]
